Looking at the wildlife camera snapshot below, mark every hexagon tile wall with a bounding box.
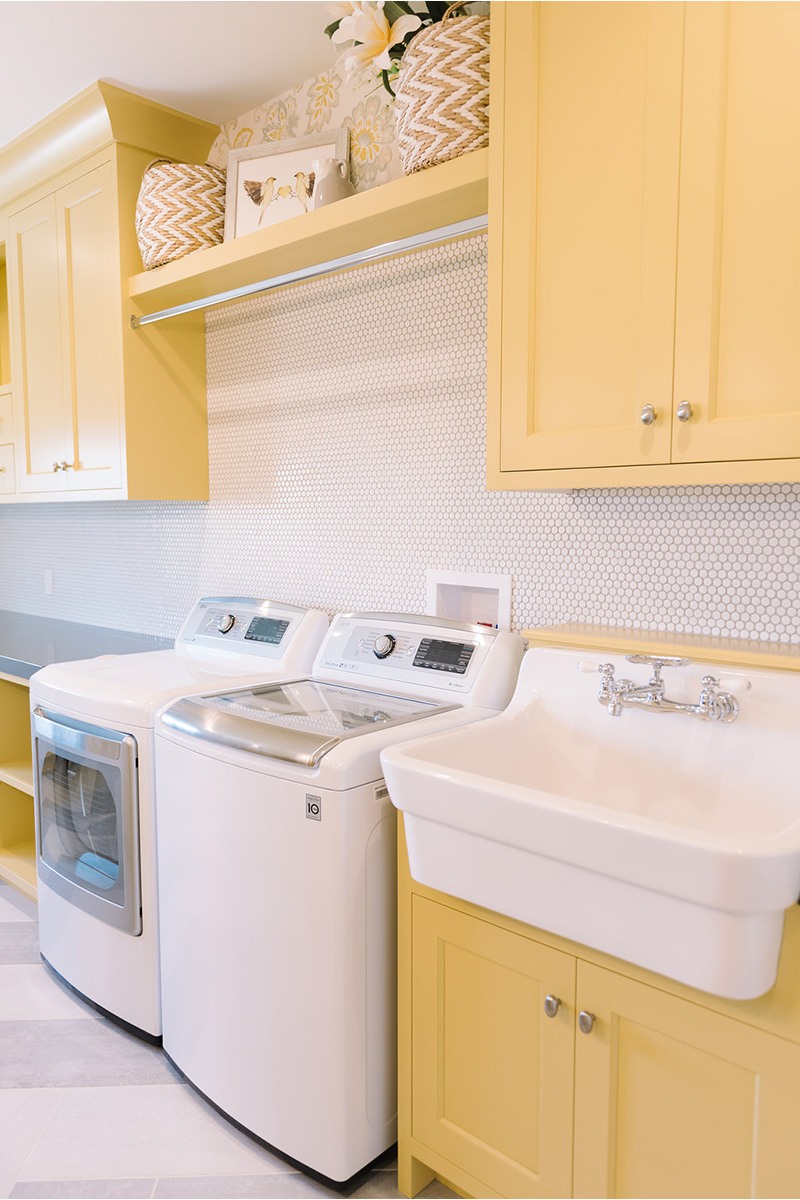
[0,235,797,643]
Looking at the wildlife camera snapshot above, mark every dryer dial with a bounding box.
[373,634,397,660]
[216,613,236,635]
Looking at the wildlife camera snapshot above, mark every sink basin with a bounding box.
[381,646,800,999]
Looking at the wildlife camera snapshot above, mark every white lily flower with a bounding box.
[332,1,422,76]
[331,1,371,46]
[326,1,361,23]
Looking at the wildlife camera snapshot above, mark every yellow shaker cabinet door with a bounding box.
[0,444,15,494]
[573,962,800,1199]
[493,3,683,472]
[674,3,800,465]
[56,163,123,491]
[7,195,66,493]
[411,896,576,1198]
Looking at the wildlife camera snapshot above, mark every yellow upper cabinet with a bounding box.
[8,163,123,494]
[673,3,800,467]
[1,82,217,502]
[7,194,65,493]
[488,2,800,489]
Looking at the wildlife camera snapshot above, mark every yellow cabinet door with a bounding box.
[56,163,122,491]
[0,388,13,445]
[490,2,684,473]
[411,896,576,1198]
[0,444,15,494]
[674,3,800,464]
[574,961,800,1198]
[7,194,66,493]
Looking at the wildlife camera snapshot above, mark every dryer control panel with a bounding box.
[314,613,524,708]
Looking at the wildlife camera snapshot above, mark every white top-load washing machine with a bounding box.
[29,597,328,1040]
[154,612,525,1185]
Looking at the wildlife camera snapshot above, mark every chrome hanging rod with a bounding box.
[130,213,488,329]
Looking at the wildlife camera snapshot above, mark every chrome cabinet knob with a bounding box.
[52,461,61,472]
[578,1010,596,1034]
[640,404,656,426]
[676,402,693,423]
[60,460,73,471]
[544,994,561,1019]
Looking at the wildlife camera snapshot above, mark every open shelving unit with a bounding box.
[0,676,36,900]
[128,149,489,324]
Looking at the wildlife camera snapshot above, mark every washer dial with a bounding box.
[373,634,397,660]
[217,613,236,635]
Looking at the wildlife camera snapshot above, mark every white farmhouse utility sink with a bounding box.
[381,646,800,1000]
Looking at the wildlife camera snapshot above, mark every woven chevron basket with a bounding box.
[135,160,226,270]
[394,2,490,175]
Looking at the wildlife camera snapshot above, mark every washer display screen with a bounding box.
[412,638,475,674]
[244,617,290,645]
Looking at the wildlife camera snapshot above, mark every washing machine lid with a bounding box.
[160,679,459,767]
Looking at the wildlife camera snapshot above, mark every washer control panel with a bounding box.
[178,599,309,660]
[316,614,495,695]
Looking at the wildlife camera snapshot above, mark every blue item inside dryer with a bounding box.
[75,852,119,890]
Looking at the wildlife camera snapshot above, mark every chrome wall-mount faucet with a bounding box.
[597,654,740,722]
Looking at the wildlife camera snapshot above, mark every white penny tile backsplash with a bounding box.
[0,235,798,642]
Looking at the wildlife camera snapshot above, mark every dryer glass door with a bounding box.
[32,708,141,935]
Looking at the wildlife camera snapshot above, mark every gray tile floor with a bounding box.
[0,883,454,1200]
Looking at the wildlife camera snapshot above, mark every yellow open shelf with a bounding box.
[128,149,489,318]
[0,839,37,900]
[0,760,33,796]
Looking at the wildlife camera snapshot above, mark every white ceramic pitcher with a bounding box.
[310,158,355,210]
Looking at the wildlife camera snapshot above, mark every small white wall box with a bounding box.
[425,570,512,630]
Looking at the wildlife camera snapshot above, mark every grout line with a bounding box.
[150,1178,158,1199]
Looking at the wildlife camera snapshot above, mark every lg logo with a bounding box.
[306,795,322,821]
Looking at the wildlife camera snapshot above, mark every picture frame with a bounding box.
[223,129,350,241]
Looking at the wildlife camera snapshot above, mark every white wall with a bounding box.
[0,235,798,643]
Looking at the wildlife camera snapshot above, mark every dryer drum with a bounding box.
[42,755,122,900]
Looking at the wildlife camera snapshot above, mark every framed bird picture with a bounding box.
[223,129,350,240]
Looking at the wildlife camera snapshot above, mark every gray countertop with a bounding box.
[0,609,172,682]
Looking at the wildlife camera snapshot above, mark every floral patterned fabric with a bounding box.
[209,67,402,192]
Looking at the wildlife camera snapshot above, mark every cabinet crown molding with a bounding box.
[0,81,217,210]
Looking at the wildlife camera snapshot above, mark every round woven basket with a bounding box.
[394,2,490,176]
[135,159,226,270]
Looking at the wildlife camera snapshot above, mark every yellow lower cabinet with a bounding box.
[410,896,576,1198]
[573,962,800,1199]
[402,880,800,1199]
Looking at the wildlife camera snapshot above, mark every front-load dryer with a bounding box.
[29,597,328,1040]
[154,612,525,1184]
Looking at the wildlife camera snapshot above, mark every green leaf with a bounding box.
[323,19,341,38]
[380,69,397,98]
[384,1,414,19]
[425,2,450,21]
